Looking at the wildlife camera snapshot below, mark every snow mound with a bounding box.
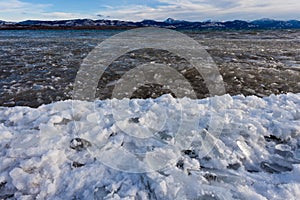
[0,93,300,199]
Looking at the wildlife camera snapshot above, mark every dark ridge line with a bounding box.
[1,18,300,30]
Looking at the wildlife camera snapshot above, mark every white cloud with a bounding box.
[0,0,92,21]
[41,12,93,20]
[0,0,299,21]
[0,0,48,21]
[0,0,50,13]
[99,0,300,21]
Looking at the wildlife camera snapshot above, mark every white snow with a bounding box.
[0,93,300,199]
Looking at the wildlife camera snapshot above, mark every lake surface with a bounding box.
[0,29,299,107]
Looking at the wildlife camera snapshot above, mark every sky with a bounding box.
[0,0,300,22]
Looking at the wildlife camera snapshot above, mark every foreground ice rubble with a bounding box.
[0,93,300,199]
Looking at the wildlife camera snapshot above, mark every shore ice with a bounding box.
[0,93,300,199]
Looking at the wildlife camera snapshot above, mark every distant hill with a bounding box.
[0,18,300,30]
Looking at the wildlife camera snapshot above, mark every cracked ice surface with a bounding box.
[0,93,300,199]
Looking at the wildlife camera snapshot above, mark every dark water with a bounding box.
[0,29,299,107]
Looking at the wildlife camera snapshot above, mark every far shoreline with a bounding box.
[1,18,300,31]
[1,26,300,32]
[0,25,136,30]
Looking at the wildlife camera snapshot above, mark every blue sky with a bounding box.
[0,0,299,22]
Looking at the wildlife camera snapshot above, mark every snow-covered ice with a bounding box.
[0,93,300,199]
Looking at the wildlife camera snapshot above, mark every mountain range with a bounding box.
[1,18,300,30]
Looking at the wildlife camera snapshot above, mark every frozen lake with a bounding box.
[0,29,299,107]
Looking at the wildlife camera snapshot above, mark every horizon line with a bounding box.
[1,17,300,23]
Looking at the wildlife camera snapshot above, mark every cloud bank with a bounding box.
[0,0,299,21]
[0,0,92,21]
[99,0,300,21]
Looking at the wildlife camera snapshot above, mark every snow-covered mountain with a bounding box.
[1,18,300,30]
[0,20,16,26]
